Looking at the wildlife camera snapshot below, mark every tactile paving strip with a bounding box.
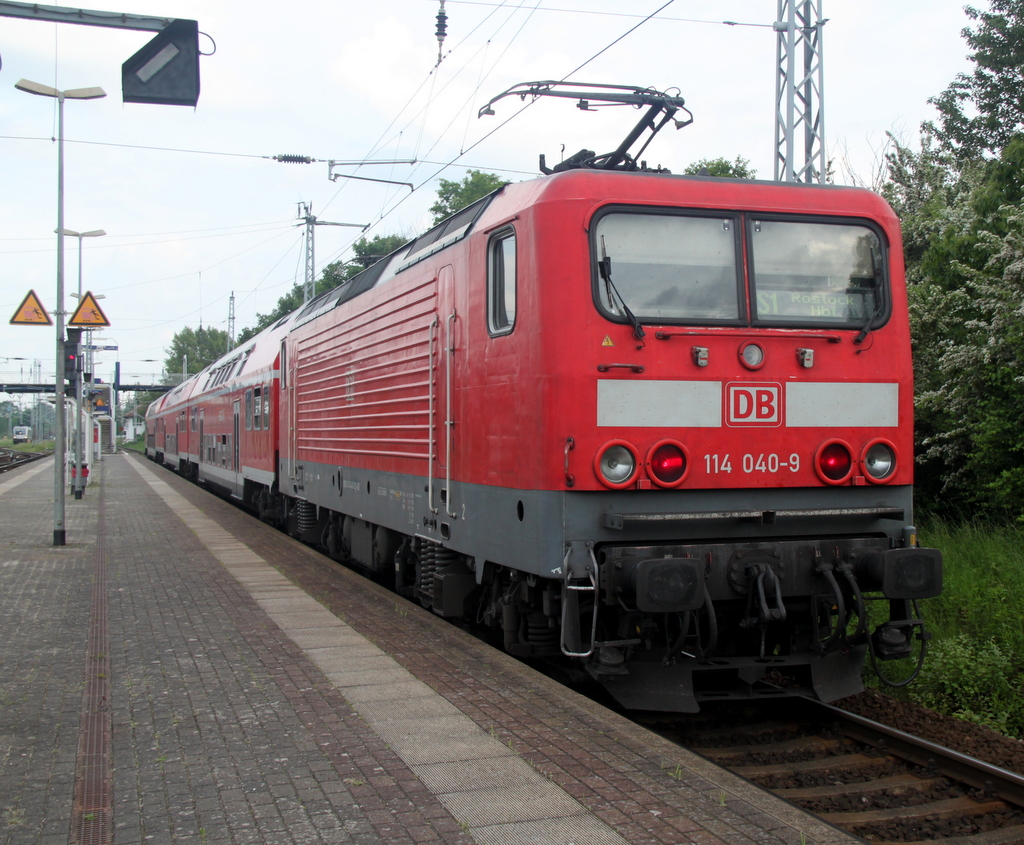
[71,468,112,845]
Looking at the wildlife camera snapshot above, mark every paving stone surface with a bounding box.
[0,452,858,845]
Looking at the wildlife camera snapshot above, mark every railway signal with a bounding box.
[64,328,82,386]
[62,344,79,383]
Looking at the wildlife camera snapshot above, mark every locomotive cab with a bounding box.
[514,171,943,710]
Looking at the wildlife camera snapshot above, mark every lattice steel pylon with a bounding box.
[774,0,827,183]
[299,202,317,305]
[296,202,367,304]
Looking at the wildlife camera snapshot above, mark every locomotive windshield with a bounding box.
[592,209,887,329]
[594,212,742,322]
[749,219,881,325]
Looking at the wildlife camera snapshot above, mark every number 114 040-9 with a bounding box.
[705,453,801,474]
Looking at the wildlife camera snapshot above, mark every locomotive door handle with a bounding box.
[596,363,644,373]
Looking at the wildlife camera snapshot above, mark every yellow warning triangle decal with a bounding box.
[68,291,110,327]
[9,289,53,325]
[601,335,615,347]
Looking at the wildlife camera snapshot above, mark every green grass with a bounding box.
[887,520,1024,737]
[0,438,54,452]
[918,520,1024,650]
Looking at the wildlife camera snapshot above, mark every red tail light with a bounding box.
[816,441,853,484]
[647,441,688,487]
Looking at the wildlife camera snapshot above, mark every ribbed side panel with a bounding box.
[295,278,436,461]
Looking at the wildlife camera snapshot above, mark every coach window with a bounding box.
[592,210,742,324]
[245,389,253,431]
[487,227,517,335]
[263,386,270,430]
[748,219,888,328]
[253,386,262,431]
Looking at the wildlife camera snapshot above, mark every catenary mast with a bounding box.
[774,0,827,182]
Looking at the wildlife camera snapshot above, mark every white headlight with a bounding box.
[599,444,636,484]
[740,342,765,369]
[864,442,896,480]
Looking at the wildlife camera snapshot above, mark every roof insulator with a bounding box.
[435,0,448,65]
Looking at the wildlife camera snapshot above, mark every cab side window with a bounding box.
[488,227,517,336]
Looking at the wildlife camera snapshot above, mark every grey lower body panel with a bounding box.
[285,457,913,578]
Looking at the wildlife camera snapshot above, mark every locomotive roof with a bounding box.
[477,167,897,225]
[147,168,895,422]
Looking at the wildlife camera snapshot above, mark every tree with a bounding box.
[910,201,1024,518]
[429,170,505,224]
[235,172,502,346]
[931,1,1024,159]
[682,156,756,179]
[332,233,409,276]
[236,233,411,345]
[886,131,1024,518]
[163,325,231,382]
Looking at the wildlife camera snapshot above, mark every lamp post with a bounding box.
[16,78,106,545]
[62,230,105,498]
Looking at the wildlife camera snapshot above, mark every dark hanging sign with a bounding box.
[122,18,200,107]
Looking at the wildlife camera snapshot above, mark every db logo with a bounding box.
[726,383,782,426]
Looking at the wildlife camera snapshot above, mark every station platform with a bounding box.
[0,451,858,845]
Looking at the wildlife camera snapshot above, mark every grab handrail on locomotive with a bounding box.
[147,83,942,712]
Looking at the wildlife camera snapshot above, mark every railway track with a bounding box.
[0,448,50,473]
[643,698,1024,843]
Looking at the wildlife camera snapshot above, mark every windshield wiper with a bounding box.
[853,247,885,346]
[599,236,646,346]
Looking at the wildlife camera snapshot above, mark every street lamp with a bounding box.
[59,228,107,297]
[16,78,106,545]
[61,229,105,499]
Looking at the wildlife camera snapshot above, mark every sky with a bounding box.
[0,0,976,396]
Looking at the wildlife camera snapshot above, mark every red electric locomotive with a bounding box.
[148,84,941,711]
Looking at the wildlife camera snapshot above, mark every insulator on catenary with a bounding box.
[435,0,448,64]
[274,154,313,164]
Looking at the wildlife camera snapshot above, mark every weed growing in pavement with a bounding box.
[3,807,26,827]
[660,760,684,780]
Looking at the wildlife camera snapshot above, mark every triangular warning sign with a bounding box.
[10,289,53,325]
[68,291,110,327]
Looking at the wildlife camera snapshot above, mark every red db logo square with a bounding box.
[726,383,782,426]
